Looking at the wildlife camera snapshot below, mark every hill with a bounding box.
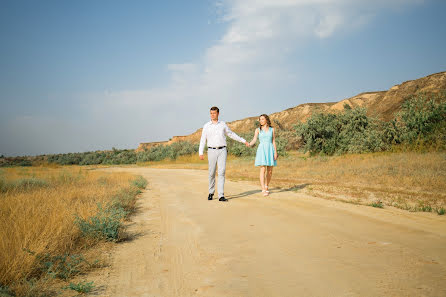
[137,71,446,151]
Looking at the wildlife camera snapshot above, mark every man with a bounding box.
[199,106,249,201]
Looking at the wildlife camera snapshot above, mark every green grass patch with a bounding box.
[64,281,95,294]
[370,201,384,208]
[436,207,445,215]
[75,203,128,242]
[131,175,147,189]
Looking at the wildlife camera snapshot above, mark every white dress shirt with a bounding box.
[199,121,246,155]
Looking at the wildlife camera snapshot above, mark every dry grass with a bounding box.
[0,166,140,296]
[146,151,446,212]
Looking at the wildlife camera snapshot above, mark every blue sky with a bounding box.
[1,0,445,156]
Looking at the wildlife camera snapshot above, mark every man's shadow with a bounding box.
[227,183,310,200]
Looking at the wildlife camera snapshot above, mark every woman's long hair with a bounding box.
[258,114,272,130]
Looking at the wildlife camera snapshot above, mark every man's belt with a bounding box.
[208,146,226,149]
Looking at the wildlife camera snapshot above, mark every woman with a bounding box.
[248,114,278,196]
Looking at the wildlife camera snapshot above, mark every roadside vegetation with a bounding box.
[295,92,446,155]
[0,166,147,296]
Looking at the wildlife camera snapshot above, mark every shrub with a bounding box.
[136,141,199,162]
[295,105,387,155]
[370,201,384,208]
[109,186,141,212]
[64,281,95,294]
[0,285,14,297]
[131,176,147,189]
[392,93,446,149]
[22,249,88,281]
[75,203,128,242]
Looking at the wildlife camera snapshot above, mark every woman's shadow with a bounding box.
[227,183,310,200]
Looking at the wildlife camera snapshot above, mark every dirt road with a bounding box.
[95,168,446,297]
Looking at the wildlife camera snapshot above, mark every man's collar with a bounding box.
[209,120,220,124]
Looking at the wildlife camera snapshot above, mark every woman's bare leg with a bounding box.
[259,166,266,191]
[266,166,273,190]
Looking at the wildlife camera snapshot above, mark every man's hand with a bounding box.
[199,155,204,160]
[245,141,250,147]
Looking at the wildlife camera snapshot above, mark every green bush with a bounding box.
[295,105,386,155]
[131,176,147,189]
[392,93,446,149]
[0,285,14,297]
[75,203,128,242]
[109,186,142,212]
[22,249,88,281]
[0,156,32,167]
[136,141,199,162]
[64,281,95,294]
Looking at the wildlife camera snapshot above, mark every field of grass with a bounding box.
[0,166,146,296]
[145,151,446,213]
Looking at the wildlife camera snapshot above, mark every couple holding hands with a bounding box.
[199,106,278,201]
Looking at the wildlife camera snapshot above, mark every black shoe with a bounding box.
[219,196,228,202]
[208,193,214,200]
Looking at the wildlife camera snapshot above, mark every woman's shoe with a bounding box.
[265,185,270,193]
[262,189,269,196]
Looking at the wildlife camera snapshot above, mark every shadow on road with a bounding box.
[227,189,262,199]
[227,183,310,200]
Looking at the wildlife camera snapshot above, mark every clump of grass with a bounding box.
[370,200,384,208]
[131,175,147,189]
[75,203,128,242]
[64,280,95,294]
[28,251,87,280]
[418,203,432,212]
[0,284,15,297]
[436,207,445,215]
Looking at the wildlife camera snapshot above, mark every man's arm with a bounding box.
[198,125,207,158]
[224,123,248,145]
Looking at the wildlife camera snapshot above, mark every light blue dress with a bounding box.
[255,127,277,167]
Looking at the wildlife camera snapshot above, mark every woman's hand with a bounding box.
[274,151,278,160]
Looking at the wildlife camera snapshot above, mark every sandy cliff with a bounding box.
[137,71,446,151]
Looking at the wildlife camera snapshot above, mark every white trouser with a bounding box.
[207,148,227,198]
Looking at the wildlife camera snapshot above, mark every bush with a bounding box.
[75,203,128,242]
[295,105,386,155]
[109,186,142,212]
[22,249,88,281]
[64,281,95,294]
[131,176,147,189]
[75,176,146,241]
[136,141,199,162]
[391,93,446,149]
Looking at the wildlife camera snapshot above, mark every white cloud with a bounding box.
[83,0,424,145]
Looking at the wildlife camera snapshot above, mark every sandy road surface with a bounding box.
[94,168,446,297]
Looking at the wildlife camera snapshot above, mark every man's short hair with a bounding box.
[210,106,219,113]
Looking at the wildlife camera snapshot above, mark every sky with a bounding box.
[1,0,445,156]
